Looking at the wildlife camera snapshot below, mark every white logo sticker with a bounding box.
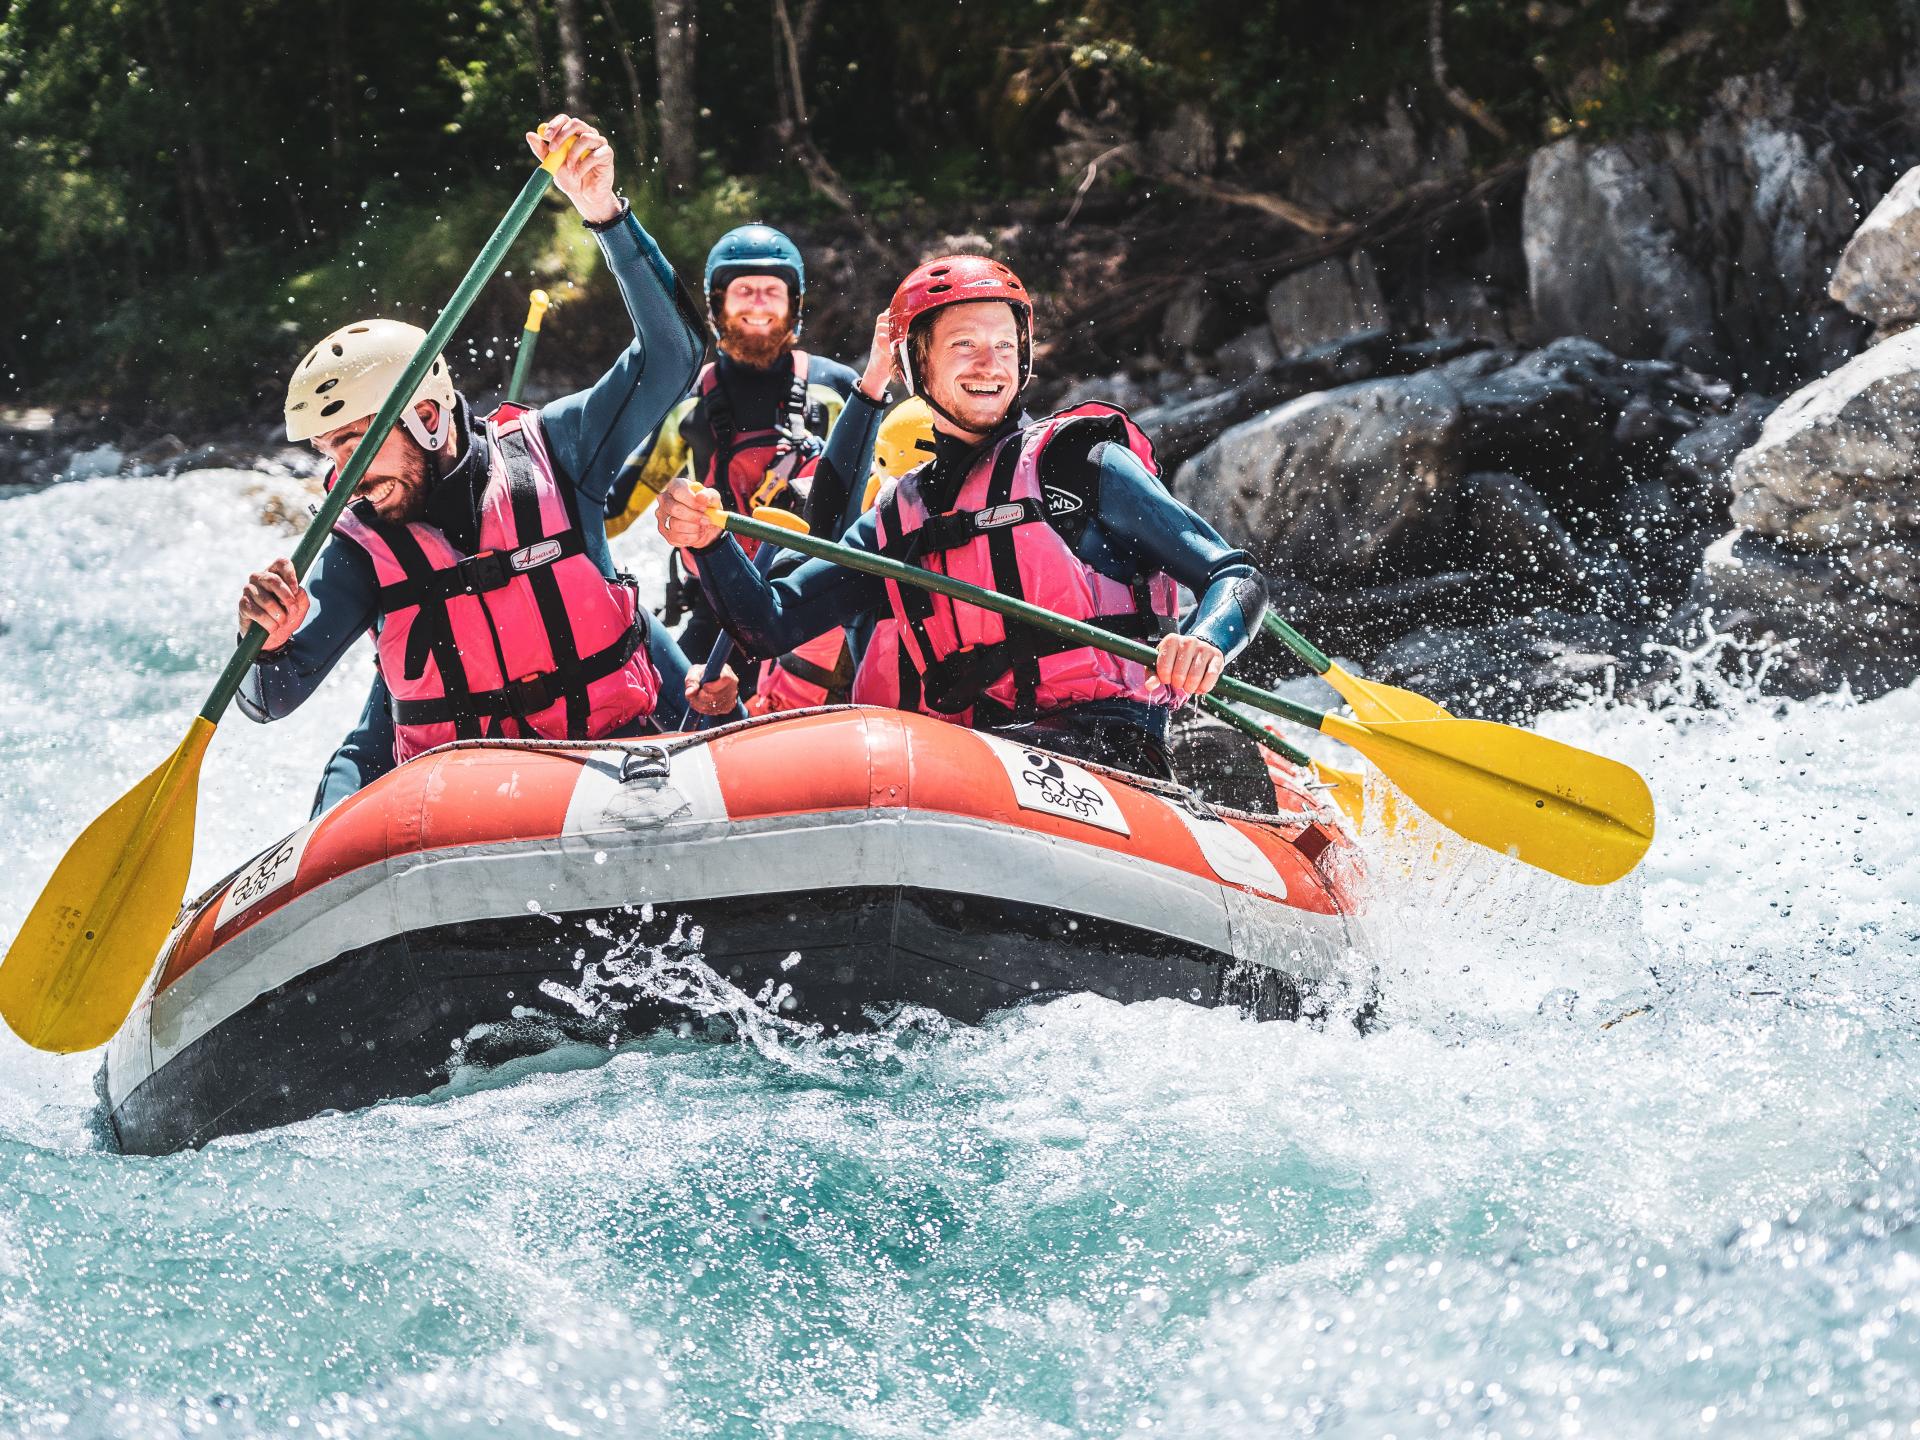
[973,503,1026,531]
[978,735,1130,836]
[1172,806,1286,897]
[215,821,319,930]
[511,539,563,571]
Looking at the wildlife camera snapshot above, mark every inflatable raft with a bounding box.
[101,707,1370,1154]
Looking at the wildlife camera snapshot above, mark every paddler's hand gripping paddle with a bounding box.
[0,139,578,1054]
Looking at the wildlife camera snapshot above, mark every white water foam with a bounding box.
[2,467,1916,1436]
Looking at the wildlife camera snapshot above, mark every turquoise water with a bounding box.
[2,470,1915,1437]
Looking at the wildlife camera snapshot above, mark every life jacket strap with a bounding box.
[771,642,854,703]
[372,530,588,610]
[389,618,647,729]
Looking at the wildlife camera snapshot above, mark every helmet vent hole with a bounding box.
[928,282,951,294]
[316,378,338,394]
[320,400,346,418]
[431,361,441,375]
[330,343,345,357]
[347,325,370,333]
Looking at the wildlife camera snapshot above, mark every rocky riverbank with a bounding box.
[10,65,1918,716]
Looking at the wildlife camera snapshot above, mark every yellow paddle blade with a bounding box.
[1320,713,1655,886]
[1310,760,1367,828]
[0,717,215,1052]
[1323,661,1451,723]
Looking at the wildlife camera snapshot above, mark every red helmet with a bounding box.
[887,255,1034,398]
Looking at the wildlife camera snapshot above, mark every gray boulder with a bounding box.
[1828,166,1920,335]
[1694,327,1920,695]
[1523,81,1871,385]
[1266,253,1387,357]
[1176,337,1728,617]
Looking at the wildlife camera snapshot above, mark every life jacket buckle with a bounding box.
[505,670,557,715]
[456,550,512,595]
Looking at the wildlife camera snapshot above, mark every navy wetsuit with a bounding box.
[606,349,860,675]
[239,202,721,815]
[688,391,1268,778]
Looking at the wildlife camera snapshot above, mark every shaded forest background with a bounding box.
[1,0,1911,427]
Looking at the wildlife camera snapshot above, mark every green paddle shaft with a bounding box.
[198,157,570,728]
[1197,694,1312,766]
[719,511,1335,737]
[1262,611,1332,674]
[507,289,552,404]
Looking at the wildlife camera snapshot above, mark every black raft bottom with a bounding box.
[107,885,1302,1155]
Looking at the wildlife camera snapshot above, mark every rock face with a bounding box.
[1265,253,1387,356]
[1697,327,1920,696]
[1523,81,1871,386]
[1828,166,1920,334]
[1176,337,1728,617]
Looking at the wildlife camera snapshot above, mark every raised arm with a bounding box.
[528,117,706,510]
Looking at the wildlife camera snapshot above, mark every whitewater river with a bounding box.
[1,467,1914,1438]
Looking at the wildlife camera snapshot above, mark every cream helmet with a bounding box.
[285,319,456,452]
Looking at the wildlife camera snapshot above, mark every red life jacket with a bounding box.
[870,403,1183,724]
[333,404,661,764]
[696,349,818,562]
[748,628,855,714]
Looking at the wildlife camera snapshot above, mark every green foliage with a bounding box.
[0,0,1911,419]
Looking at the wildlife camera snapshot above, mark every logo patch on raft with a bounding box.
[511,539,564,571]
[975,734,1130,836]
[215,819,321,930]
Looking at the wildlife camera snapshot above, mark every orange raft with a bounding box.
[102,707,1371,1154]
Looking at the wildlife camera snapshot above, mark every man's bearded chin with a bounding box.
[718,310,797,369]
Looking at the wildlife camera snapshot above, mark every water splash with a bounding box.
[4,469,1919,1436]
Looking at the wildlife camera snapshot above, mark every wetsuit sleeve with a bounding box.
[309,671,396,816]
[691,510,889,657]
[605,398,694,537]
[1091,444,1268,661]
[538,205,706,510]
[800,388,885,539]
[236,537,381,723]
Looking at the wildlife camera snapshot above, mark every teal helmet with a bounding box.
[704,224,805,329]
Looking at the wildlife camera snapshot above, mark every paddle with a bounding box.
[707,508,1656,886]
[0,139,578,1055]
[1260,611,1449,723]
[506,288,552,404]
[689,510,809,729]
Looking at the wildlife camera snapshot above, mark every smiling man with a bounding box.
[235,114,729,815]
[651,254,1269,780]
[602,224,864,708]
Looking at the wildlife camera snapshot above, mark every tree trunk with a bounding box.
[517,0,554,113]
[553,0,591,116]
[596,0,652,171]
[153,0,232,262]
[770,0,898,263]
[651,0,698,192]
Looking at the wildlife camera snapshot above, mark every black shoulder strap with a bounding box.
[495,425,592,738]
[366,519,484,741]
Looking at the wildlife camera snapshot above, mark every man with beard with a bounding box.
[235,114,733,815]
[603,225,863,704]
[651,255,1267,780]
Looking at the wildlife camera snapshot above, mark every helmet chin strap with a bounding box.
[399,398,453,454]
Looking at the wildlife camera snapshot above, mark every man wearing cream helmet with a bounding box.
[237,114,735,814]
